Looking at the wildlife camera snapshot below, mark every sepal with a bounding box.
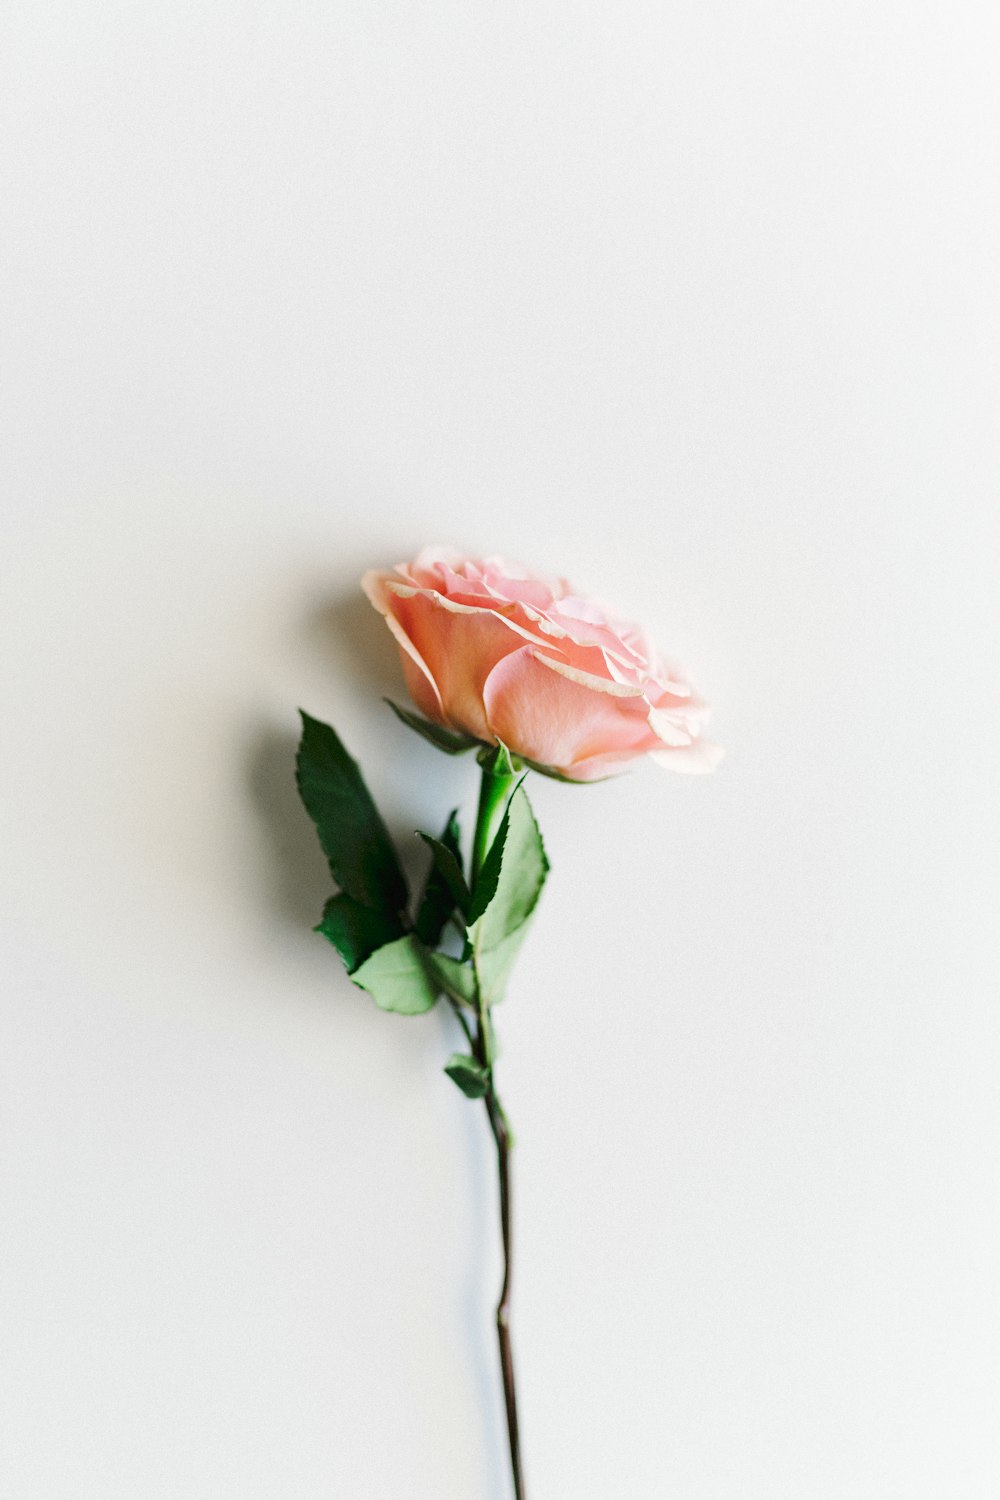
[476,740,519,776]
[520,756,615,784]
[385,699,480,755]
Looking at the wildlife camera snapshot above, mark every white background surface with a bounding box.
[2,3,998,1496]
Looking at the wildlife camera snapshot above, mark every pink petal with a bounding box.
[553,750,643,781]
[386,589,524,742]
[482,646,657,771]
[361,570,444,717]
[649,740,726,774]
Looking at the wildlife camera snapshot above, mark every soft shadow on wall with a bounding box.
[244,578,515,1498]
[244,579,412,936]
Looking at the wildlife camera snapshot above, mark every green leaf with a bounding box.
[385,699,480,755]
[466,774,526,925]
[314,894,401,974]
[414,810,466,945]
[468,783,549,1003]
[444,1053,489,1099]
[475,926,531,1005]
[417,831,470,914]
[424,950,477,1007]
[296,711,408,914]
[351,935,440,1015]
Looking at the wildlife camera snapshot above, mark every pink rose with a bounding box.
[363,547,722,782]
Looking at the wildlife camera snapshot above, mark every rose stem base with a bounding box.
[485,1085,524,1500]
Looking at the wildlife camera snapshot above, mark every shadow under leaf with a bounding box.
[246,722,332,933]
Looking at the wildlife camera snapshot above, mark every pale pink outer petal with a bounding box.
[437,572,495,606]
[649,740,726,774]
[647,697,712,743]
[382,587,525,741]
[361,569,445,719]
[530,651,647,698]
[519,600,647,678]
[385,581,578,656]
[407,545,464,582]
[482,646,657,772]
[546,603,652,674]
[397,648,447,724]
[553,750,645,782]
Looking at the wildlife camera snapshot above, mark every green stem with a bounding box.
[468,757,525,1500]
[447,997,474,1049]
[471,760,518,885]
[484,1069,524,1500]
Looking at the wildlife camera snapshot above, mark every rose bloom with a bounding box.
[363,548,722,782]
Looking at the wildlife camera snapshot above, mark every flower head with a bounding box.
[363,547,722,781]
